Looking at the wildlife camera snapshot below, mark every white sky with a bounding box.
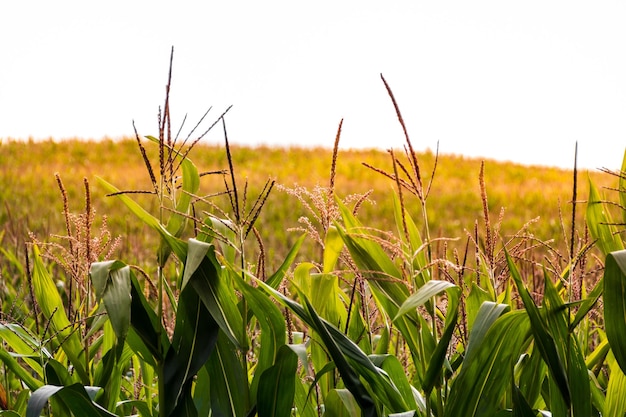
[1,1,625,170]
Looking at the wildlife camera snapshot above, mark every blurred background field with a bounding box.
[0,138,615,272]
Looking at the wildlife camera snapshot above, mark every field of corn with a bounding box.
[2,64,626,417]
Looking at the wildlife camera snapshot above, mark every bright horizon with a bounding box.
[2,1,625,170]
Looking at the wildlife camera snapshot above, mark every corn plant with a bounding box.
[2,51,626,417]
[587,149,626,416]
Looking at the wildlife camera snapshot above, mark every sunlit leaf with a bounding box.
[604,250,626,374]
[183,239,242,348]
[26,384,116,417]
[507,251,570,406]
[606,354,626,417]
[162,283,219,417]
[325,389,361,417]
[31,245,88,383]
[257,345,299,417]
[445,310,530,417]
[586,178,624,256]
[90,261,131,344]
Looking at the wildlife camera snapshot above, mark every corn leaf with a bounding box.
[96,176,188,261]
[203,215,238,265]
[586,178,624,256]
[394,280,456,321]
[232,270,286,401]
[543,271,590,417]
[259,279,409,414]
[465,284,493,333]
[570,274,603,332]
[265,233,306,290]
[299,293,378,417]
[90,261,131,345]
[0,323,47,378]
[162,283,219,417]
[604,249,626,374]
[512,382,536,417]
[257,344,299,417]
[31,245,89,384]
[127,273,168,365]
[423,285,461,394]
[517,346,547,409]
[444,310,530,417]
[325,389,361,417]
[369,354,418,411]
[26,384,116,417]
[463,301,509,363]
[507,251,570,406]
[183,239,242,348]
[205,332,247,417]
[606,354,626,417]
[324,225,345,273]
[392,192,431,284]
[0,348,41,391]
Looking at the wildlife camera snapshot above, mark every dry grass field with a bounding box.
[0,138,614,270]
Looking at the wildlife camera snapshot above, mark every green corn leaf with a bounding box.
[517,346,547,409]
[163,282,219,417]
[26,384,117,417]
[205,332,247,417]
[463,301,510,363]
[31,245,89,384]
[570,274,603,332]
[114,400,153,417]
[96,176,188,261]
[127,272,168,365]
[604,250,626,374]
[0,323,48,378]
[335,200,403,281]
[606,354,626,417]
[182,239,242,348]
[325,389,361,417]
[292,263,347,332]
[588,370,605,416]
[512,382,536,417]
[0,348,42,391]
[232,271,286,402]
[444,310,530,417]
[392,192,431,284]
[299,293,378,417]
[394,280,456,321]
[507,251,571,406]
[466,283,493,333]
[393,279,461,393]
[257,345,299,417]
[586,178,624,256]
[423,285,461,394]
[44,358,75,387]
[202,215,238,264]
[293,373,318,417]
[261,279,408,414]
[265,233,306,290]
[543,271,591,417]
[324,225,345,273]
[369,355,418,411]
[169,379,199,417]
[92,336,135,413]
[90,261,132,345]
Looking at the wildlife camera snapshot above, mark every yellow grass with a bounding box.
[0,138,614,270]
